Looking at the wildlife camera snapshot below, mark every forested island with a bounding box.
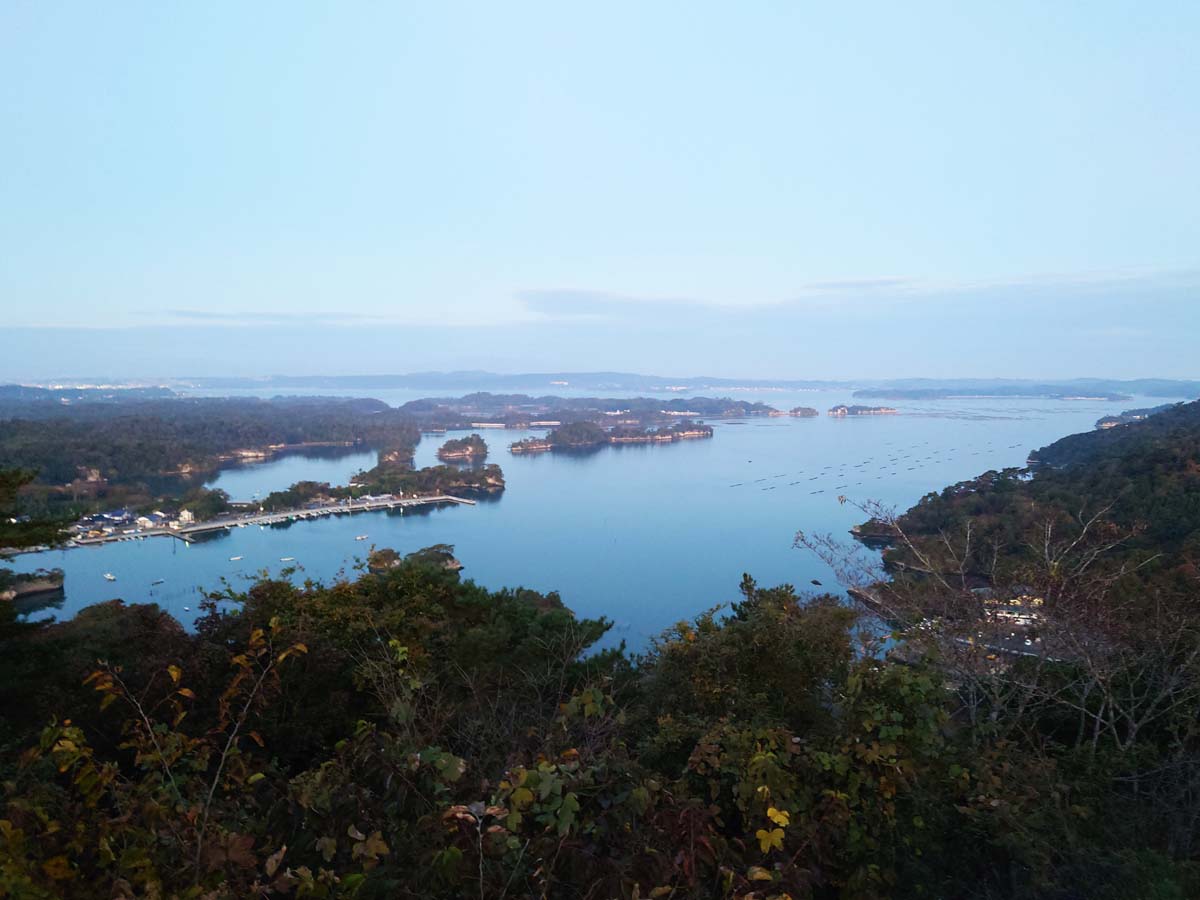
[828,404,898,416]
[257,461,506,512]
[436,433,488,461]
[396,393,772,430]
[0,567,64,603]
[510,420,712,454]
[3,401,1200,896]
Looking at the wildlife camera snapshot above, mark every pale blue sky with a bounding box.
[2,2,1197,379]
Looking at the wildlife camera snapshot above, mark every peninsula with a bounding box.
[1095,402,1180,430]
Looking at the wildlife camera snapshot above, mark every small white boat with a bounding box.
[183,606,190,611]
[355,534,368,541]
[229,555,243,561]
[280,556,295,562]
[103,573,116,582]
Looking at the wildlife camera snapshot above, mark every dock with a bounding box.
[73,495,476,547]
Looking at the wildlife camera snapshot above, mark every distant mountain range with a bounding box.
[175,371,853,393]
[177,373,1200,399]
[851,378,1200,400]
[12,373,1200,400]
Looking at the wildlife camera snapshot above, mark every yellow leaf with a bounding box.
[767,806,790,827]
[41,855,74,880]
[756,827,785,853]
[177,687,196,700]
[167,664,181,684]
[748,865,774,881]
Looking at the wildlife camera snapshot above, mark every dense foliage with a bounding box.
[547,421,608,447]
[2,557,1197,897]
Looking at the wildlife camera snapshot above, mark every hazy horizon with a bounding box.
[4,3,1198,379]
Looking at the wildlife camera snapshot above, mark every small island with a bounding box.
[0,567,65,603]
[789,406,819,417]
[436,433,488,461]
[510,420,713,454]
[368,544,463,574]
[828,405,898,417]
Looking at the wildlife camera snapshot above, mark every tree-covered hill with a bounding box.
[876,399,1200,580]
[0,396,421,486]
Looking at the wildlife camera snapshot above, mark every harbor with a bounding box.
[70,494,476,547]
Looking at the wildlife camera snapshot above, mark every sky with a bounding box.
[2,2,1198,381]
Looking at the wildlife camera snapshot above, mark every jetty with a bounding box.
[73,495,475,547]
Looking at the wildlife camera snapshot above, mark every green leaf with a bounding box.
[511,787,534,809]
[556,791,580,836]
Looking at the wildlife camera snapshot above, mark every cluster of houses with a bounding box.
[977,587,1044,629]
[73,507,196,538]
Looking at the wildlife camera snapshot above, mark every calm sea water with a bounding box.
[205,446,379,502]
[13,389,1142,649]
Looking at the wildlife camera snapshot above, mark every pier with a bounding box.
[73,494,476,547]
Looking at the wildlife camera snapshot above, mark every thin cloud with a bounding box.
[793,277,916,294]
[519,267,1200,322]
[517,290,708,320]
[161,309,381,324]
